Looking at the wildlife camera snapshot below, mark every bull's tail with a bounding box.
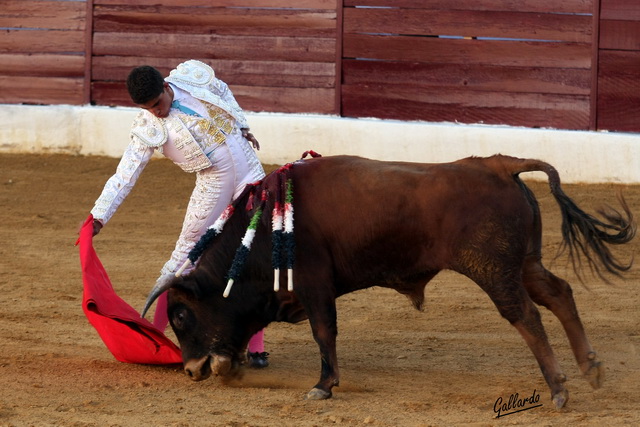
[506,156,636,281]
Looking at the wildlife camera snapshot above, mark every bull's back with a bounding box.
[289,156,536,287]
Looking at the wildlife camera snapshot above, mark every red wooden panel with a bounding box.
[93,6,336,37]
[90,82,132,107]
[600,20,640,50]
[0,76,84,105]
[596,50,640,132]
[232,85,336,114]
[342,60,590,95]
[92,32,335,62]
[344,84,589,111]
[0,0,85,30]
[344,34,592,68]
[344,8,591,42]
[596,94,640,132]
[91,82,336,114]
[341,85,590,129]
[600,0,640,20]
[92,56,335,88]
[598,50,640,87]
[0,30,85,54]
[95,0,336,7]
[0,54,85,77]
[84,0,94,105]
[343,0,592,14]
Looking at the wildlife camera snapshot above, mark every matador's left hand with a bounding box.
[241,129,260,151]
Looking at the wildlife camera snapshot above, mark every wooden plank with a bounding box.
[91,82,336,114]
[89,82,132,107]
[92,56,335,88]
[0,30,85,54]
[0,54,84,77]
[84,0,94,104]
[589,0,600,130]
[233,85,336,114]
[597,50,640,132]
[344,34,592,68]
[335,0,344,115]
[595,49,627,131]
[598,50,640,79]
[600,0,640,20]
[95,0,336,8]
[345,83,589,110]
[341,85,590,129]
[600,20,640,50]
[0,76,84,105]
[342,60,590,95]
[92,32,335,62]
[0,0,85,30]
[343,0,592,14]
[596,94,640,132]
[93,6,336,37]
[344,8,592,42]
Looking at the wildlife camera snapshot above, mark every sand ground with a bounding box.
[0,153,638,426]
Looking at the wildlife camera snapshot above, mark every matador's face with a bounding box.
[137,82,173,119]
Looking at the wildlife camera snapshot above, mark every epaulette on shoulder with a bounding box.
[130,110,167,147]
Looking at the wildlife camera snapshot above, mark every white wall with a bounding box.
[1,104,639,183]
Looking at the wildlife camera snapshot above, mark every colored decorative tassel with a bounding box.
[224,192,266,297]
[271,200,283,291]
[175,204,235,277]
[283,178,295,291]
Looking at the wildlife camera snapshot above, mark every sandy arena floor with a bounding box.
[0,153,638,426]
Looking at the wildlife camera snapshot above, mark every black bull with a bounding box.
[143,155,634,409]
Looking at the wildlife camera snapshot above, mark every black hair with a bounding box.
[126,65,165,104]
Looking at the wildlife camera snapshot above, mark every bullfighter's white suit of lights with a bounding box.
[91,60,264,328]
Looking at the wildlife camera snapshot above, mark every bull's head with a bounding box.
[142,271,307,381]
[169,277,246,380]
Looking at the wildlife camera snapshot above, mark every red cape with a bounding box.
[77,215,182,365]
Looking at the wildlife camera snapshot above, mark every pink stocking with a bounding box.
[247,329,265,353]
[152,291,169,330]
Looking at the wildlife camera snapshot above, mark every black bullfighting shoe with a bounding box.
[247,351,269,369]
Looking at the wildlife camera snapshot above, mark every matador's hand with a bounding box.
[241,129,260,151]
[92,219,103,237]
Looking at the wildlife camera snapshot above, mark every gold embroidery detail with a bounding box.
[173,102,235,149]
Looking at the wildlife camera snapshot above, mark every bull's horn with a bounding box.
[141,273,175,318]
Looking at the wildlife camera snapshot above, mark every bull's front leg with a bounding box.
[305,299,339,400]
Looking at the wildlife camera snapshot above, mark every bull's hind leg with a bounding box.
[480,277,570,409]
[522,258,604,390]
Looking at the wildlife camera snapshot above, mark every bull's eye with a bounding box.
[172,307,189,330]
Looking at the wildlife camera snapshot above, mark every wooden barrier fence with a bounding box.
[1,0,638,132]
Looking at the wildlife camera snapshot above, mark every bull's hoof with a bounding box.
[552,389,569,410]
[305,387,332,400]
[584,360,604,389]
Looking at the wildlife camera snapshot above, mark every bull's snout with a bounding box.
[184,356,212,381]
[184,355,234,381]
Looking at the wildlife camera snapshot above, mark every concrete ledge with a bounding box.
[1,104,639,183]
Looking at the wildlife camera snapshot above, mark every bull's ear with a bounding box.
[275,293,308,323]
